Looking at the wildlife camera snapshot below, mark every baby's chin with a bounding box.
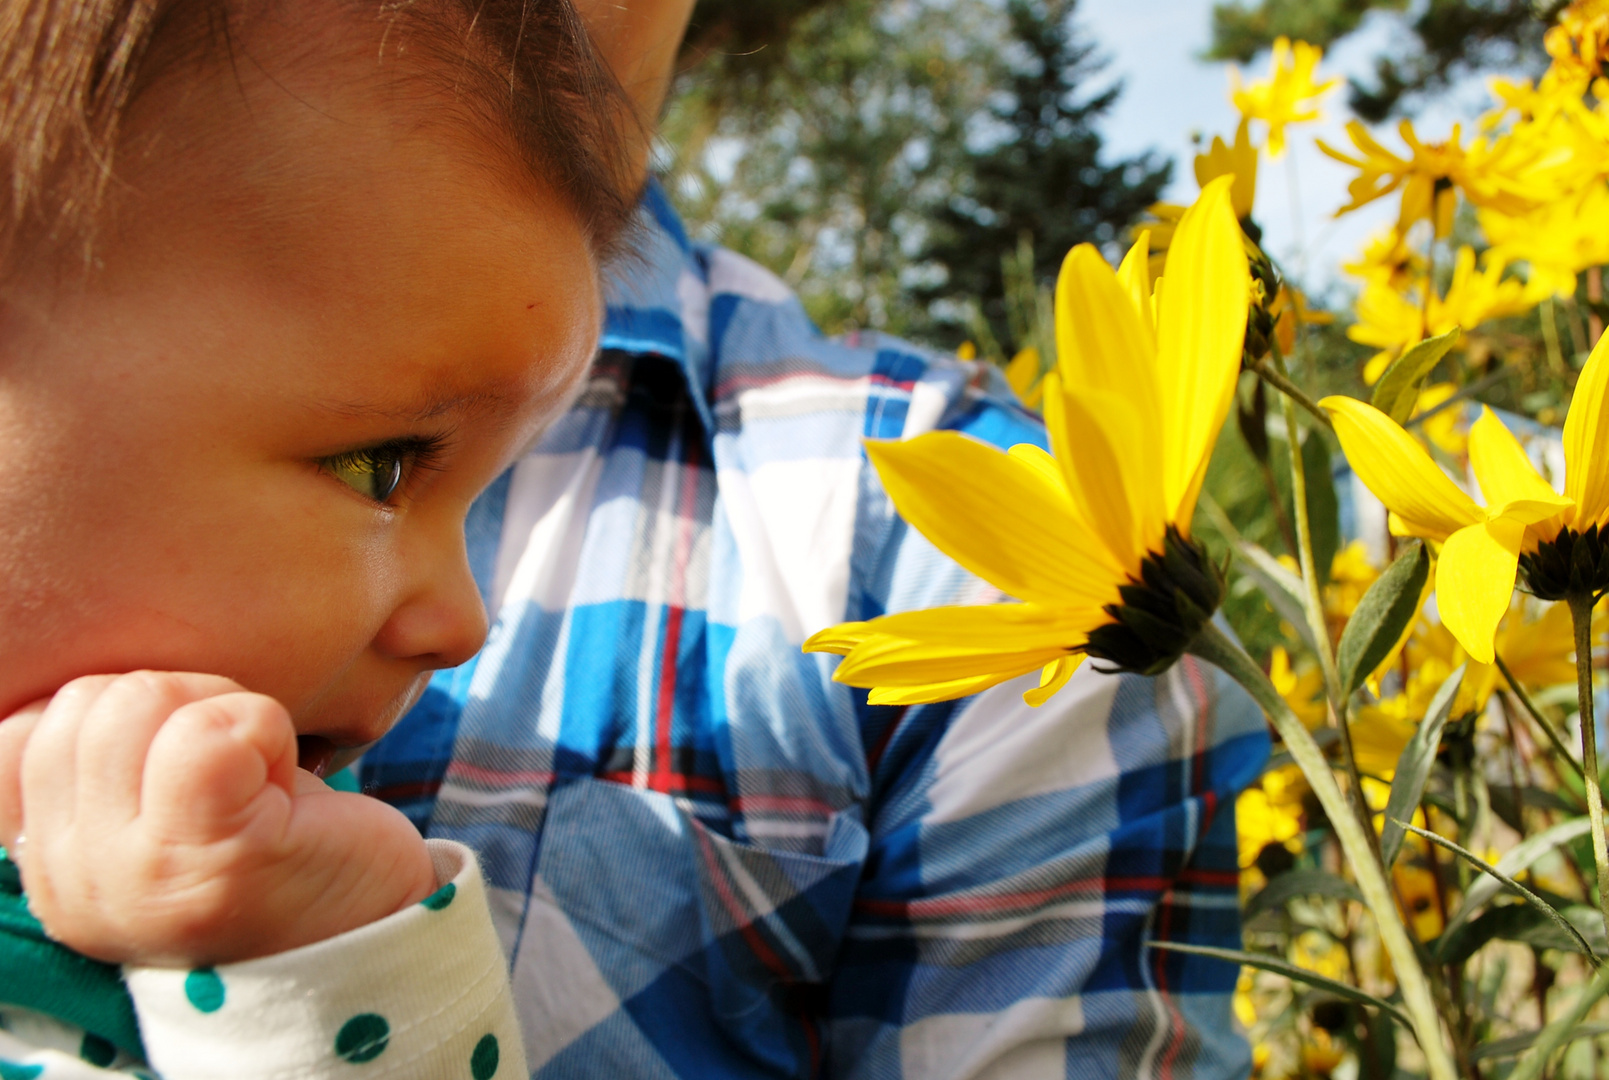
[294,674,431,778]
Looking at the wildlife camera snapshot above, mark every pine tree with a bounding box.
[915,0,1171,347]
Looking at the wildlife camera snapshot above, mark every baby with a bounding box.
[0,0,633,1075]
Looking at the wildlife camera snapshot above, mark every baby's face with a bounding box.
[0,13,602,768]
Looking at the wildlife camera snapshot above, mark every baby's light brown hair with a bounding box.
[0,0,638,269]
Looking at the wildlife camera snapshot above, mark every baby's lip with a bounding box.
[297,735,338,779]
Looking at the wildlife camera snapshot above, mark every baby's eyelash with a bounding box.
[330,435,449,473]
[318,434,451,504]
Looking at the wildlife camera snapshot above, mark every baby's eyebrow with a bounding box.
[316,386,520,426]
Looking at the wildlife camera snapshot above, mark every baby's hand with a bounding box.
[0,672,436,966]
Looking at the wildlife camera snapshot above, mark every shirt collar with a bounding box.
[599,181,716,436]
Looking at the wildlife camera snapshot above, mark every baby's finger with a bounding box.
[142,691,298,845]
[0,701,46,851]
[74,672,243,828]
[18,675,120,841]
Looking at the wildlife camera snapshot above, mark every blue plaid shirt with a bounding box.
[361,185,1270,1079]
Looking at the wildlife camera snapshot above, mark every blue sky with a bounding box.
[1077,0,1501,295]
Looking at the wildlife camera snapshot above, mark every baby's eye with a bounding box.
[318,435,448,505]
[321,447,407,503]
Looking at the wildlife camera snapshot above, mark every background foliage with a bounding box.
[663,2,1609,1077]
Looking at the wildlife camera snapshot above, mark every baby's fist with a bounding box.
[0,672,435,966]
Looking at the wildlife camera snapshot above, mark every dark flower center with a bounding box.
[1518,523,1609,602]
[1082,526,1226,676]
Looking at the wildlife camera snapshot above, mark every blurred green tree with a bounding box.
[915,0,1171,350]
[661,0,1169,345]
[1206,0,1551,121]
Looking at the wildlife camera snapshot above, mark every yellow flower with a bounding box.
[1230,37,1335,158]
[1290,930,1350,981]
[1195,118,1258,220]
[1343,229,1423,292]
[1300,1029,1346,1078]
[1412,383,1468,458]
[1350,246,1540,383]
[1234,970,1258,1029]
[1349,699,1420,778]
[1324,540,1381,625]
[1548,0,1609,81]
[1320,340,1609,661]
[1141,122,1261,274]
[1237,783,1304,870]
[803,179,1251,706]
[1437,245,1544,332]
[1412,596,1578,713]
[1480,180,1609,298]
[1004,345,1044,410]
[1318,119,1548,237]
[1393,858,1445,940]
[1270,646,1327,729]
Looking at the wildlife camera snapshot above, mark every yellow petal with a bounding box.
[830,603,1088,686]
[869,676,1013,707]
[1322,396,1483,542]
[1006,443,1064,492]
[1468,407,1573,524]
[1043,377,1164,566]
[1005,347,1043,408]
[1023,654,1085,707]
[1565,328,1609,526]
[866,433,1122,606]
[1154,175,1251,522]
[1435,518,1524,665]
[1055,243,1159,407]
[1116,231,1155,343]
[803,621,872,655]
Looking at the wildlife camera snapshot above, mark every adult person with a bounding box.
[360,3,1270,1075]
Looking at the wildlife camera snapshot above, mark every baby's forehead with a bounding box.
[2,0,633,279]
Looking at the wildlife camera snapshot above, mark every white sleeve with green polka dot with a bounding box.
[0,840,525,1080]
[129,840,523,1079]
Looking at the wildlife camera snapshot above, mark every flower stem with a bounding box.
[1494,652,1586,781]
[1567,591,1609,943]
[1187,621,1456,1080]
[1246,353,1334,432]
[1272,346,1377,859]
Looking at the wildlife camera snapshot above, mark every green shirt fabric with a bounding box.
[0,850,145,1060]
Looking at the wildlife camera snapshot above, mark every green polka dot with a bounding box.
[335,1013,390,1063]
[185,966,226,1013]
[79,1033,116,1066]
[470,1033,499,1079]
[420,882,457,911]
[0,1061,45,1080]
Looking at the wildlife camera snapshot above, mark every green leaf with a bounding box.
[1378,664,1465,868]
[1370,329,1461,425]
[1511,963,1609,1080]
[1444,817,1594,936]
[1244,869,1363,920]
[1227,538,1320,654]
[1335,541,1429,696]
[1473,1022,1609,1063]
[1301,433,1339,587]
[1488,785,1580,831]
[1143,941,1415,1034]
[1434,903,1552,967]
[1400,821,1601,966]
